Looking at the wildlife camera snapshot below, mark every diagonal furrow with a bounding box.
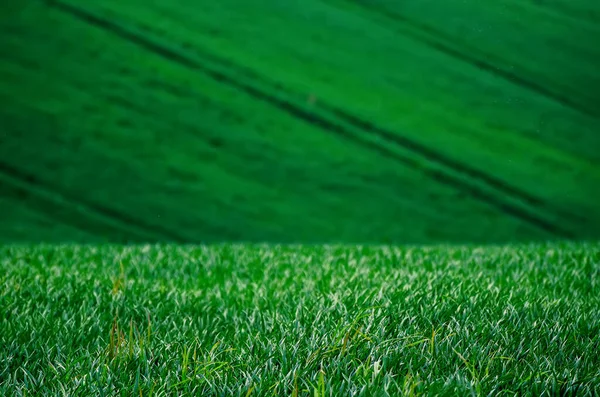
[1,177,122,242]
[0,161,188,242]
[341,0,598,119]
[319,105,588,226]
[43,0,573,238]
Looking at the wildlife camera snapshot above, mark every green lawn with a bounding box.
[1,0,599,244]
[1,243,599,395]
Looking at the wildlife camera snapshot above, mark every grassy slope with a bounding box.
[1,243,599,395]
[1,0,599,243]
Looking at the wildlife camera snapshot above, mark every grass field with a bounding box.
[1,243,599,395]
[1,2,599,395]
[1,0,599,243]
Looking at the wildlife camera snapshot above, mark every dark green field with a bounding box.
[1,0,599,244]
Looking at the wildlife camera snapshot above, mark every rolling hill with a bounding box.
[1,0,599,243]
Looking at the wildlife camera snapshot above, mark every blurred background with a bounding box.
[1,0,599,244]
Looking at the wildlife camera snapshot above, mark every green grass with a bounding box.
[2,243,599,395]
[1,0,600,244]
[2,2,598,394]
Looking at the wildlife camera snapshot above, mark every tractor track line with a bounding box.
[0,161,188,243]
[45,0,572,238]
[1,178,131,243]
[319,105,587,225]
[341,0,597,119]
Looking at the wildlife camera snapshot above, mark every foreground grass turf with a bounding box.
[1,243,599,395]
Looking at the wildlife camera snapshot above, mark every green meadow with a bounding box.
[1,0,599,243]
[1,0,600,395]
